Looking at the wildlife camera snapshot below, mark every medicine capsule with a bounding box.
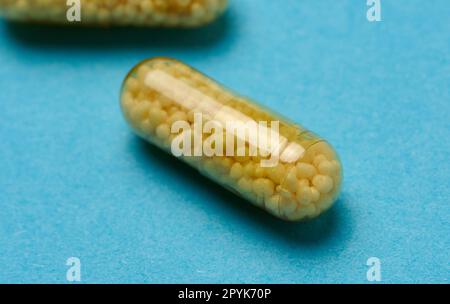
[120,58,343,221]
[0,0,227,27]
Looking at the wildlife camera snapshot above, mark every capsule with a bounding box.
[0,0,227,27]
[120,58,343,221]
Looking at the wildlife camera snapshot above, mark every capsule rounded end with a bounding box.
[271,140,343,221]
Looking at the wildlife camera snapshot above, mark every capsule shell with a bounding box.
[0,0,228,27]
[120,58,343,221]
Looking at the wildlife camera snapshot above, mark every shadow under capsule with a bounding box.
[129,135,352,249]
[2,9,234,51]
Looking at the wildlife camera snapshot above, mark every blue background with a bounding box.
[0,0,449,283]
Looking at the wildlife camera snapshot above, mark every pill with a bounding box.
[120,57,343,221]
[0,0,228,27]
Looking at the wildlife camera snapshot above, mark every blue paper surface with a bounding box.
[0,0,449,283]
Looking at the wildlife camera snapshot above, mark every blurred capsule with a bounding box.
[0,0,228,27]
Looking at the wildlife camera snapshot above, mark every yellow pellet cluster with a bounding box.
[0,0,228,27]
[120,58,343,221]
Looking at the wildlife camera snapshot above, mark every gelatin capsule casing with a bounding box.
[0,0,227,27]
[120,58,343,221]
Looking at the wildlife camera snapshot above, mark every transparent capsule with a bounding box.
[0,0,228,27]
[120,58,343,221]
